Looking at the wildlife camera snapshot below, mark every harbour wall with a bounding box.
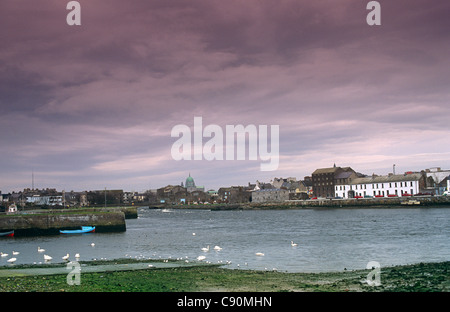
[0,211,127,236]
[152,195,450,210]
[20,206,138,219]
[253,195,450,209]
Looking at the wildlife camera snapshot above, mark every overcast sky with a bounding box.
[1,0,449,192]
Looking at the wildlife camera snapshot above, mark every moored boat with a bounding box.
[60,226,95,234]
[0,230,14,237]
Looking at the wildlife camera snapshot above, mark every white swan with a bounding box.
[90,243,95,247]
[75,253,80,258]
[213,245,222,251]
[255,252,265,256]
[38,247,45,253]
[62,253,70,261]
[44,254,52,261]
[7,258,16,263]
[1,252,8,257]
[197,255,206,261]
[12,251,20,255]
[291,241,298,247]
[201,245,210,252]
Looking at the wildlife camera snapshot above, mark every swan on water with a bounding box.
[0,252,8,257]
[90,243,95,247]
[62,254,70,260]
[255,252,265,256]
[44,254,52,261]
[38,247,45,253]
[291,241,298,247]
[7,258,16,263]
[12,251,20,255]
[197,255,206,261]
[201,245,210,252]
[75,253,80,258]
[213,246,222,251]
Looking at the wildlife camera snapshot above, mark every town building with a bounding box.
[87,189,123,206]
[156,185,187,204]
[311,165,358,198]
[186,190,209,204]
[334,172,426,198]
[0,191,11,202]
[26,194,63,206]
[270,177,312,200]
[423,167,450,195]
[252,188,289,203]
[218,186,252,203]
[7,203,17,214]
[62,191,88,207]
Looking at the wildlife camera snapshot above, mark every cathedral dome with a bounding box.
[185,173,196,188]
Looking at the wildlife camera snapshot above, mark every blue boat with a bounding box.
[60,226,95,234]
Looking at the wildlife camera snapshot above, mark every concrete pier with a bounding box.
[0,211,126,236]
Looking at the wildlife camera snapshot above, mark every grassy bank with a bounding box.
[0,260,448,292]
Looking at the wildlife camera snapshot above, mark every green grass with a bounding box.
[0,261,448,292]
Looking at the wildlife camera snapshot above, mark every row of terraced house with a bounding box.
[311,164,450,199]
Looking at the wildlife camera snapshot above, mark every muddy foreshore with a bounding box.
[0,259,448,292]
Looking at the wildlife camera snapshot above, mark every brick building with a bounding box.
[311,165,357,198]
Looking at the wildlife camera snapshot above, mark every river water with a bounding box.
[1,207,449,272]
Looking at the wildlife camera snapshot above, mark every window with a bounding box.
[410,182,413,187]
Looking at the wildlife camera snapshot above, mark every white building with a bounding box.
[335,173,425,198]
[7,203,17,214]
[26,195,63,206]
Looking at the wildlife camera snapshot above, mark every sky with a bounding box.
[1,0,449,192]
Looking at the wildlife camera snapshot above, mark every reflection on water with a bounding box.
[1,207,449,272]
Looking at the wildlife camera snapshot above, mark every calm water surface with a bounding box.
[1,207,449,272]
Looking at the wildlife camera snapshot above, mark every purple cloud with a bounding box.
[1,0,449,192]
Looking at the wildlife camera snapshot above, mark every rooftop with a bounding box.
[350,173,423,185]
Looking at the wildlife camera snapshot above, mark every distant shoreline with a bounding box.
[149,195,450,210]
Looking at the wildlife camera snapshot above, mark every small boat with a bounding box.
[0,230,14,237]
[60,226,95,234]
